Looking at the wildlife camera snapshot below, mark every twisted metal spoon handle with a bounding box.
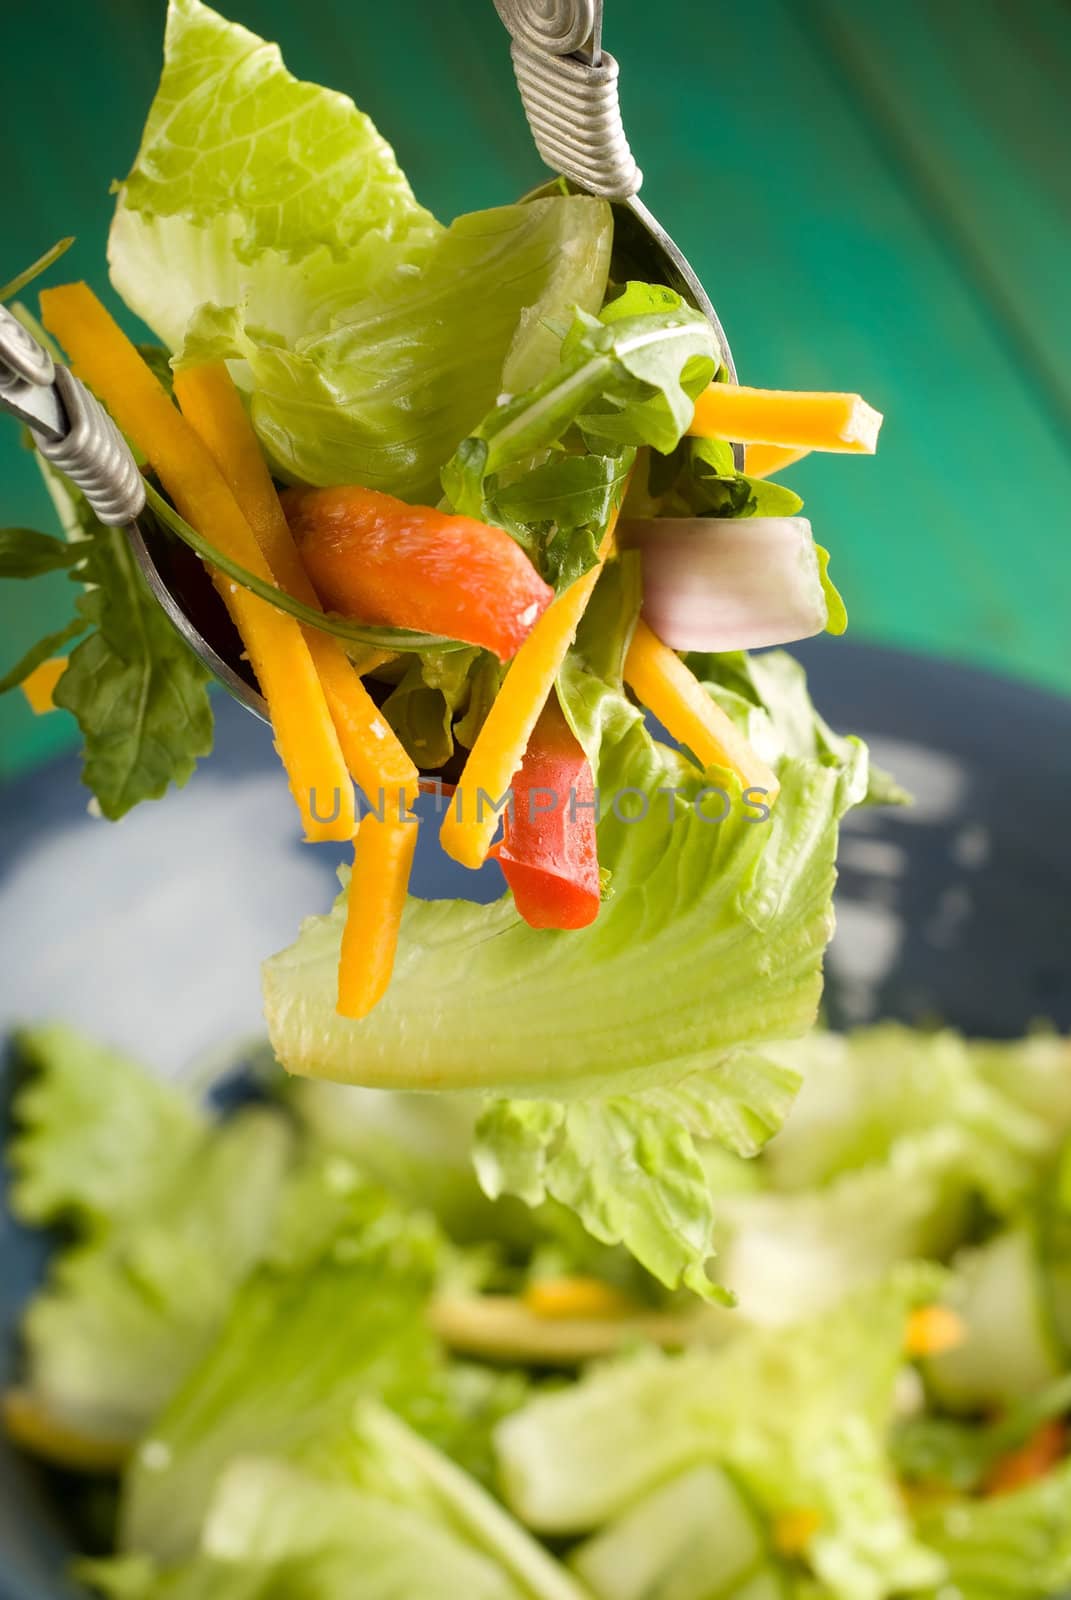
[0,303,144,526]
[494,0,641,198]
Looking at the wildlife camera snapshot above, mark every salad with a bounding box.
[0,0,894,1297]
[7,1019,1071,1600]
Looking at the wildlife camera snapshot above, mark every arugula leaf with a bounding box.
[640,435,804,520]
[492,452,632,590]
[54,516,214,820]
[0,526,83,578]
[441,287,717,590]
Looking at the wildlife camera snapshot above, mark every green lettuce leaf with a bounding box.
[10,1028,292,1443]
[100,1406,585,1600]
[118,1152,447,1560]
[108,0,440,352]
[263,559,869,1103]
[496,1269,944,1600]
[968,1033,1071,1137]
[718,1128,999,1326]
[111,1,613,501]
[180,196,613,502]
[913,1459,1071,1600]
[473,1052,800,1301]
[8,1025,204,1230]
[380,648,480,772]
[758,1026,1048,1203]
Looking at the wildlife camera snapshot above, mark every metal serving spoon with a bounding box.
[0,0,739,727]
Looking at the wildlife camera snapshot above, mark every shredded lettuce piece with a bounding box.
[9,1028,292,1443]
[118,1151,447,1560]
[496,1269,944,1600]
[913,1459,1071,1600]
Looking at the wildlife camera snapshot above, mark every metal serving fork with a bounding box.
[0,0,739,724]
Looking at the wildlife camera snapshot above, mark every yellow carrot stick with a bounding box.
[338,806,418,1019]
[690,384,883,453]
[20,657,66,714]
[39,283,354,844]
[439,508,622,870]
[744,442,811,479]
[624,618,780,800]
[173,363,418,811]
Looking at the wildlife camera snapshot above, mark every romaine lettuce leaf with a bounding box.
[97,1407,586,1600]
[263,568,869,1103]
[496,1269,944,1600]
[8,1027,296,1445]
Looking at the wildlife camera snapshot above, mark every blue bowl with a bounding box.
[2,639,1070,1597]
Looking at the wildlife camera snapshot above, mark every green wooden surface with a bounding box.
[2,0,1069,778]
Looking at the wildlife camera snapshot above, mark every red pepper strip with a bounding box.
[490,695,601,930]
[283,485,553,662]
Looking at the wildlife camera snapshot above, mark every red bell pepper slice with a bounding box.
[491,694,601,930]
[283,485,553,661]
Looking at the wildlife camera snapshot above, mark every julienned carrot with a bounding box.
[39,283,354,845]
[173,364,418,811]
[689,384,883,454]
[439,507,623,870]
[624,618,780,801]
[744,443,811,479]
[338,807,418,1019]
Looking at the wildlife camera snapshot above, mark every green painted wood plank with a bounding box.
[806,0,1071,441]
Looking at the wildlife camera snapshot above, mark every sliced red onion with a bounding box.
[621,516,828,652]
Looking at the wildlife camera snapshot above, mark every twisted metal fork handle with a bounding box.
[494,1,642,199]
